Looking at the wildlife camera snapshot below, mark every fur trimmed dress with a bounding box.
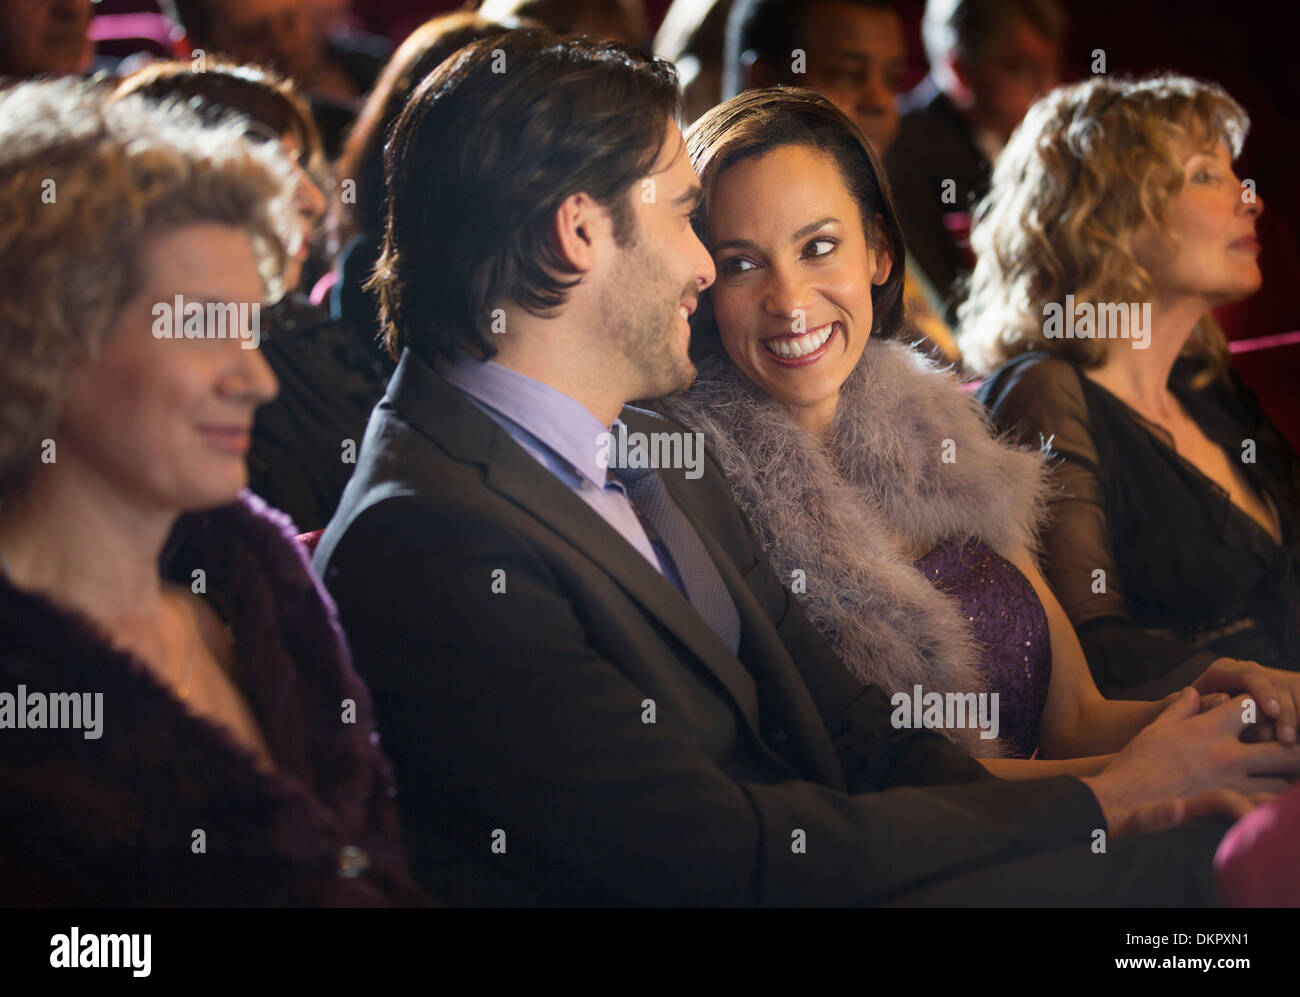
[0,492,425,905]
[671,338,1053,758]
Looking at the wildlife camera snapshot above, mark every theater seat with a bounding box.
[90,12,178,60]
[295,529,325,556]
[1214,780,1300,906]
[1227,331,1300,452]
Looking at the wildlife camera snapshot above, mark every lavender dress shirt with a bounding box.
[438,356,676,583]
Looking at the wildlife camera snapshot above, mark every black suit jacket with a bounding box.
[314,350,1123,905]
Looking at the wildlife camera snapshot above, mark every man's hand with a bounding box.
[1194,658,1299,745]
[1082,688,1300,838]
[1113,789,1276,837]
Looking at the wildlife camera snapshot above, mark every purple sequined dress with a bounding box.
[914,538,1052,757]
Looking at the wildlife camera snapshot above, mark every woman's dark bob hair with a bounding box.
[684,86,907,357]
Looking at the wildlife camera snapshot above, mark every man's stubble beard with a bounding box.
[602,234,697,404]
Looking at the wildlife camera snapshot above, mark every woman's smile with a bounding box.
[759,321,839,364]
[704,142,893,435]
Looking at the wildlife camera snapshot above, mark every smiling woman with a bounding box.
[704,142,892,434]
[0,80,423,906]
[671,86,1300,773]
[685,86,905,435]
[113,59,391,533]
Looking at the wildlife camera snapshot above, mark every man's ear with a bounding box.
[551,191,606,274]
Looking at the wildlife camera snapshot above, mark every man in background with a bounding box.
[885,0,1064,317]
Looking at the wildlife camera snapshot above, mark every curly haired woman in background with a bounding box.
[0,80,422,905]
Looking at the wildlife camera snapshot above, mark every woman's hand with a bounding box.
[1082,689,1298,837]
[1193,658,1299,746]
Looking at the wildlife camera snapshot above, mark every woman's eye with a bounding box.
[720,256,755,275]
[1192,169,1218,184]
[805,238,837,258]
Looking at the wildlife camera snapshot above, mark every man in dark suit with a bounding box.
[315,30,1288,906]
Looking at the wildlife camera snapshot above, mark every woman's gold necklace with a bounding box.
[164,590,198,702]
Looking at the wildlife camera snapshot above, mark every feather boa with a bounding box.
[671,338,1050,756]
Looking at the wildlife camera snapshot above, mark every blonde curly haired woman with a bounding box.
[964,75,1300,704]
[0,80,422,904]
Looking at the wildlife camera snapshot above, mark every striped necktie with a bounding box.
[611,463,742,654]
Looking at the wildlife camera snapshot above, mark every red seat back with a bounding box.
[295,529,325,556]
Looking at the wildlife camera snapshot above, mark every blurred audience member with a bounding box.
[726,0,904,154]
[117,60,327,290]
[0,0,94,77]
[330,12,522,368]
[303,0,353,35]
[477,0,648,48]
[116,61,389,531]
[0,79,420,904]
[966,76,1300,699]
[654,0,735,125]
[161,0,391,155]
[885,0,1064,319]
[726,0,957,363]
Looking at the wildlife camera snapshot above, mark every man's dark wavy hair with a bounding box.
[370,30,682,364]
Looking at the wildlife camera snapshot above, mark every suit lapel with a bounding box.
[660,468,848,786]
[483,439,766,730]
[389,352,763,731]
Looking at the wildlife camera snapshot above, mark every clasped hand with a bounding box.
[1084,684,1300,837]
[1180,657,1300,745]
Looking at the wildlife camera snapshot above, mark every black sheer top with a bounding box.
[979,351,1300,699]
